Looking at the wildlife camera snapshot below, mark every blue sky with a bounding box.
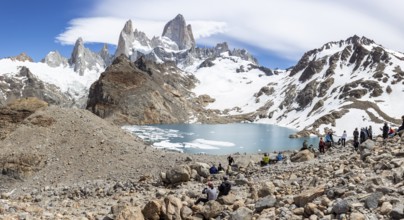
[1,0,404,69]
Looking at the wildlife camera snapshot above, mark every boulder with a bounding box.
[390,203,404,219]
[332,199,350,214]
[190,162,210,178]
[166,165,191,184]
[161,195,183,220]
[142,200,162,220]
[255,195,277,212]
[230,207,253,220]
[349,212,365,220]
[294,186,325,207]
[291,150,314,162]
[364,191,383,209]
[181,206,193,220]
[217,194,237,205]
[202,200,223,219]
[380,201,393,215]
[115,206,144,220]
[257,181,276,197]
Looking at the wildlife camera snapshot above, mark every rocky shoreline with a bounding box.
[1,100,404,219]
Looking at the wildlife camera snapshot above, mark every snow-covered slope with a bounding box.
[0,58,102,107]
[191,36,404,137]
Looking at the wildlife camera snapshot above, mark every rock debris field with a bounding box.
[0,99,404,219]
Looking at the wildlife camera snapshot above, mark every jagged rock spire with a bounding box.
[115,20,135,57]
[99,44,111,66]
[162,14,195,50]
[69,37,105,76]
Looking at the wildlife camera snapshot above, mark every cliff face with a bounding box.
[86,55,198,125]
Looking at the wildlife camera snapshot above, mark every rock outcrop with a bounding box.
[86,55,198,125]
[0,67,74,107]
[8,52,34,62]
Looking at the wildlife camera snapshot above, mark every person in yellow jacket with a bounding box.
[260,153,270,166]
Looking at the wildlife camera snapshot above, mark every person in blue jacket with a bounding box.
[209,164,218,174]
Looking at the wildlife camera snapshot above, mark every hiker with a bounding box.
[368,125,373,140]
[341,130,347,147]
[381,122,389,139]
[353,128,359,150]
[319,137,326,154]
[325,132,333,148]
[218,176,231,197]
[195,182,217,204]
[227,155,234,166]
[301,140,309,150]
[276,152,284,161]
[217,163,224,172]
[360,128,366,144]
[209,164,218,174]
[260,153,270,166]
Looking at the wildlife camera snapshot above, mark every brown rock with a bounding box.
[115,206,144,220]
[294,186,325,207]
[142,200,162,220]
[161,195,183,220]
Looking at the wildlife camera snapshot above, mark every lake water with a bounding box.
[122,123,319,155]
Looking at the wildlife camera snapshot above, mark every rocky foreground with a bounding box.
[0,99,404,219]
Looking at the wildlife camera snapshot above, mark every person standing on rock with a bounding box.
[367,125,373,140]
[319,137,326,153]
[227,155,234,166]
[353,128,359,150]
[341,130,347,147]
[195,182,218,205]
[381,122,389,138]
[218,176,231,197]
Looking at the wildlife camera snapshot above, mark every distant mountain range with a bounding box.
[1,14,403,136]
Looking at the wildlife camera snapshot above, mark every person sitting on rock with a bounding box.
[218,176,231,197]
[301,140,309,151]
[260,153,270,166]
[217,163,224,172]
[388,127,395,137]
[209,164,218,174]
[276,152,284,161]
[195,182,218,204]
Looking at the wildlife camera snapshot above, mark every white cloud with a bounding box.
[57,0,404,65]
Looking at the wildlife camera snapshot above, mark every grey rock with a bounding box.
[390,203,404,219]
[255,195,277,212]
[230,207,253,220]
[332,199,350,214]
[364,191,383,209]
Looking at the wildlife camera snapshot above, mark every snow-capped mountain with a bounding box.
[114,14,258,67]
[194,35,404,136]
[1,13,403,138]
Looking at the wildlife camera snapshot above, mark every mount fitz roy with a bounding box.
[0,14,403,136]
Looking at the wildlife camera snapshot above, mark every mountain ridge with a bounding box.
[0,14,403,137]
